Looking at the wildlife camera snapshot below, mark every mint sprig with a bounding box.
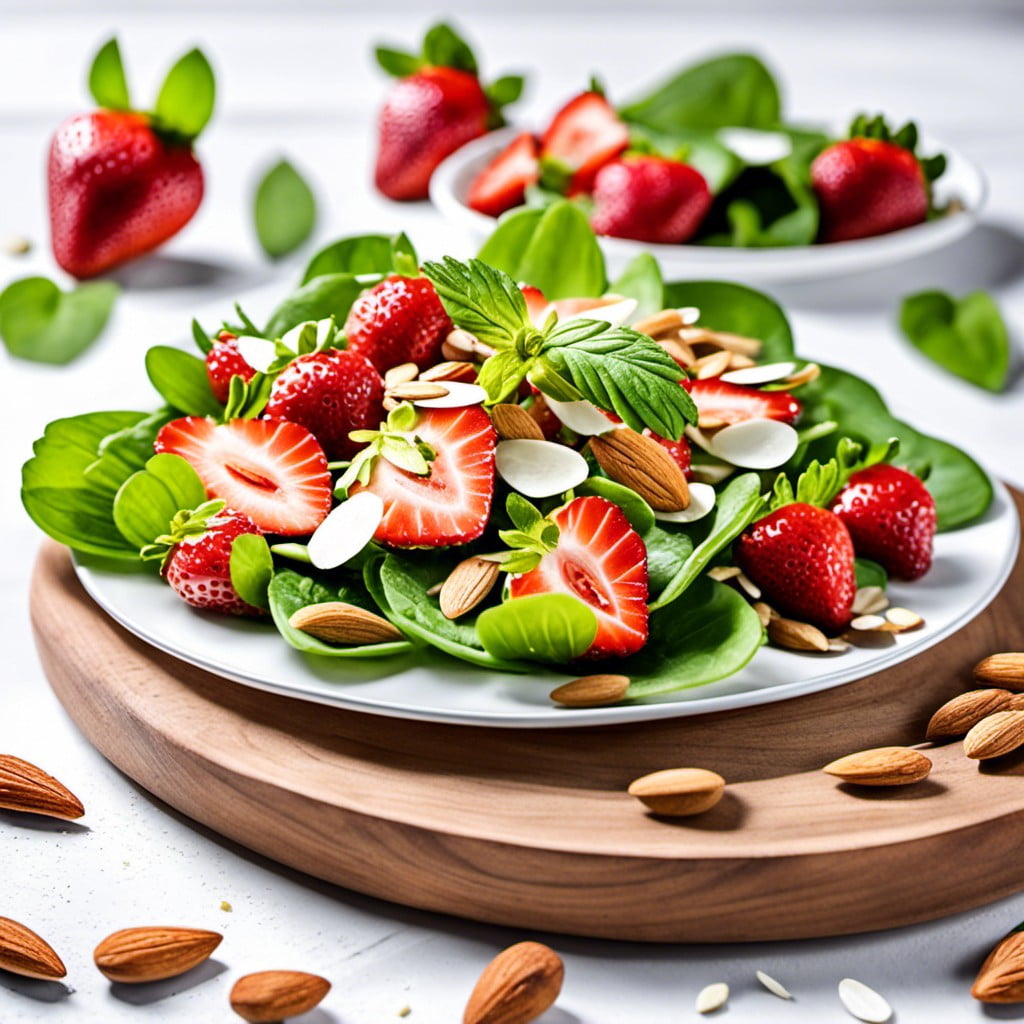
[335,403,436,495]
[495,494,559,574]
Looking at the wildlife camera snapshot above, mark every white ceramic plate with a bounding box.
[430,127,987,284]
[74,480,1018,729]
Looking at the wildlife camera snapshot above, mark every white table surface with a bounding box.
[2,3,1024,1021]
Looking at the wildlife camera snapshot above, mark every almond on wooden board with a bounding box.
[0,916,66,980]
[230,970,331,1022]
[94,926,222,983]
[823,747,931,786]
[628,767,726,817]
[550,674,629,708]
[964,711,1024,760]
[440,557,501,619]
[288,602,403,645]
[972,929,1024,1003]
[491,404,544,441]
[588,429,690,512]
[463,941,564,1024]
[0,753,84,820]
[974,653,1024,690]
[926,689,1013,740]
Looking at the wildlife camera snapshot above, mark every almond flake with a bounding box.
[545,397,616,436]
[850,614,887,632]
[388,381,450,401]
[828,638,851,653]
[719,127,792,165]
[678,326,763,357]
[753,602,775,628]
[658,338,695,367]
[735,571,761,599]
[696,982,729,1014]
[413,381,487,408]
[838,978,892,1023]
[694,350,733,379]
[690,462,734,485]
[720,361,797,386]
[561,296,637,328]
[782,362,821,388]
[419,360,476,383]
[495,439,589,498]
[884,607,924,632]
[756,970,792,1000]
[852,586,888,616]
[236,336,279,373]
[634,308,686,338]
[709,419,799,469]
[653,482,716,524]
[384,362,419,388]
[308,492,384,570]
[707,566,741,582]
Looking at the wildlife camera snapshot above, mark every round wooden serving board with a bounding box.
[29,491,1024,943]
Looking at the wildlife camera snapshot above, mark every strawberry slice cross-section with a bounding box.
[541,91,630,193]
[684,378,802,427]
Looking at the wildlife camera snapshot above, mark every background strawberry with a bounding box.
[467,131,540,217]
[540,91,629,194]
[205,331,255,404]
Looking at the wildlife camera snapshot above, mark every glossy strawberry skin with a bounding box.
[683,378,801,426]
[735,503,856,635]
[541,92,629,193]
[263,349,385,460]
[811,138,928,243]
[49,110,203,278]
[205,332,255,405]
[590,156,711,245]
[830,464,936,580]
[164,509,263,615]
[375,67,490,201]
[344,275,453,373]
[647,431,692,479]
[467,131,539,217]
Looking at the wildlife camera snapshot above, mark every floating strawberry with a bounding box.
[154,418,332,536]
[263,349,385,460]
[467,131,539,217]
[684,378,801,426]
[830,464,936,580]
[373,23,523,200]
[344,275,453,372]
[540,91,629,194]
[205,331,255,404]
[48,38,214,278]
[509,496,648,658]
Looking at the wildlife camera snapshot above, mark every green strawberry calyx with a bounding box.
[140,498,228,565]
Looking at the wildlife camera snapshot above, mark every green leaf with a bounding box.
[223,373,274,420]
[486,75,525,110]
[477,594,597,664]
[421,22,477,74]
[899,290,1010,393]
[88,37,130,109]
[609,253,664,319]
[191,318,213,354]
[375,46,422,77]
[263,274,365,339]
[113,453,206,549]
[643,524,695,599]
[576,477,655,535]
[230,533,274,610]
[855,558,888,590]
[0,276,118,365]
[301,232,416,285]
[254,159,317,259]
[153,47,215,140]
[477,349,531,403]
[145,345,223,416]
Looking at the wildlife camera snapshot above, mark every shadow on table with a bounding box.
[109,958,227,1005]
[105,252,278,298]
[0,809,90,834]
[0,973,73,1003]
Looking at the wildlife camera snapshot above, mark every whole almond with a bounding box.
[440,557,501,619]
[926,689,1013,740]
[767,617,829,653]
[974,654,1024,690]
[972,929,1024,1003]
[94,926,222,983]
[288,602,403,645]
[0,917,66,980]
[463,941,563,1024]
[230,970,331,1023]
[589,429,690,512]
[628,767,726,816]
[550,674,629,708]
[0,754,84,820]
[823,746,931,786]
[420,360,478,384]
[491,404,544,441]
[964,711,1024,760]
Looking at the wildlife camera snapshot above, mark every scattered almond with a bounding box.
[782,362,821,388]
[707,566,741,582]
[728,353,757,370]
[735,571,761,599]
[443,328,492,362]
[972,929,1024,1003]
[767,617,829,653]
[0,753,84,820]
[0,916,66,980]
[94,926,221,983]
[439,557,501,619]
[2,235,32,256]
[697,414,728,431]
[828,638,851,653]
[974,653,1024,690]
[678,326,763,357]
[850,614,888,632]
[588,429,690,512]
[964,711,1024,760]
[926,689,1012,740]
[628,767,726,817]
[756,970,792,1000]
[491,403,544,441]
[657,338,695,366]
[884,607,924,633]
[463,941,563,1024]
[384,362,419,388]
[694,350,732,379]
[634,308,685,338]
[752,601,776,628]
[289,602,403,645]
[550,674,629,708]
[852,586,888,616]
[823,746,931,786]
[388,381,450,402]
[420,360,477,384]
[838,977,892,1023]
[230,970,331,1023]
[696,982,729,1014]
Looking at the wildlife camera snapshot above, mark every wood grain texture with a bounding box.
[28,492,1024,941]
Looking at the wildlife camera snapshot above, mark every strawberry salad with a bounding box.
[22,219,993,704]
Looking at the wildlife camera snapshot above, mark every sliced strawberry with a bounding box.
[352,406,497,547]
[467,132,539,217]
[520,285,550,327]
[541,91,629,193]
[205,331,255,405]
[684,378,801,426]
[509,496,648,658]
[154,418,332,536]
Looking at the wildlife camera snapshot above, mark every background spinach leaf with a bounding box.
[608,253,664,319]
[254,159,317,259]
[263,274,366,338]
[643,524,695,599]
[301,232,417,285]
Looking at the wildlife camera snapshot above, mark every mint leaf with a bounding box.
[476,349,530,403]
[88,37,130,110]
[154,47,215,140]
[254,158,317,259]
[477,594,597,664]
[230,533,274,610]
[301,232,416,285]
[421,23,477,74]
[375,47,422,77]
[113,453,207,549]
[145,345,223,416]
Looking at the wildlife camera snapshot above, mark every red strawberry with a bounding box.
[163,508,263,615]
[263,349,385,460]
[353,406,497,547]
[467,131,539,217]
[684,378,801,426]
[154,418,332,536]
[811,138,928,243]
[205,331,255,405]
[735,503,856,635]
[590,156,711,244]
[509,496,648,658]
[830,464,936,580]
[520,285,550,327]
[541,92,629,193]
[344,275,453,373]
[646,431,692,479]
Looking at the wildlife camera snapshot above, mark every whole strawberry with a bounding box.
[590,156,712,244]
[373,23,523,200]
[830,464,936,580]
[49,38,214,278]
[344,275,453,373]
[205,331,255,404]
[735,503,856,635]
[264,349,385,460]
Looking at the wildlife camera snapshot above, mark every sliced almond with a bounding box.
[756,970,792,1000]
[694,350,733,379]
[678,326,763,357]
[707,566,741,582]
[782,362,821,388]
[495,439,590,498]
[94,926,222,983]
[289,602,403,645]
[926,689,1013,740]
[838,978,892,1023]
[420,360,477,384]
[850,614,888,632]
[658,338,695,367]
[823,747,931,787]
[384,362,419,388]
[2,235,32,256]
[491,404,545,441]
[307,492,384,570]
[236,336,279,373]
[696,982,730,1014]
[589,428,690,512]
[719,361,797,386]
[550,674,629,708]
[0,917,66,980]
[972,929,1024,1003]
[689,461,734,485]
[634,308,685,338]
[735,571,761,600]
[697,414,728,431]
[230,970,331,1023]
[653,482,716,524]
[544,397,616,436]
[442,328,490,362]
[964,711,1024,760]
[388,381,450,402]
[0,754,84,820]
[767,617,829,653]
[852,586,889,616]
[463,942,564,1024]
[828,637,852,653]
[709,418,798,470]
[561,296,637,327]
[727,353,757,370]
[414,381,487,408]
[884,607,924,633]
[974,653,1024,690]
[628,767,726,817]
[439,557,501,620]
[753,602,775,628]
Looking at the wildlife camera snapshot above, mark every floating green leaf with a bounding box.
[153,47,215,140]
[88,37,130,109]
[254,159,317,259]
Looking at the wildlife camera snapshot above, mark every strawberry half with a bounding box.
[467,131,539,217]
[205,331,255,405]
[352,406,497,547]
[540,91,629,193]
[154,418,332,536]
[684,378,802,426]
[509,496,648,658]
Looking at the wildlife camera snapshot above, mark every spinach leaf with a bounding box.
[477,594,597,664]
[855,558,888,590]
[145,346,223,416]
[643,524,694,599]
[254,159,317,259]
[899,289,1010,393]
[609,253,664,319]
[112,453,206,549]
[263,274,366,338]
[576,477,655,534]
[301,232,417,284]
[230,533,274,610]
